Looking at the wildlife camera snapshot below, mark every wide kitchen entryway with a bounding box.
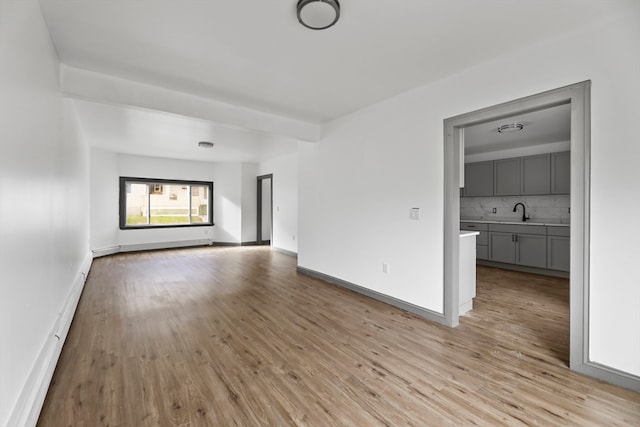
[38,246,639,426]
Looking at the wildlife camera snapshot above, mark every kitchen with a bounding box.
[457,103,571,315]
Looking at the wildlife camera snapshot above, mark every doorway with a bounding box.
[443,81,590,374]
[257,174,273,246]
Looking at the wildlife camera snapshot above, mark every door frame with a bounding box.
[257,174,273,246]
[444,81,594,372]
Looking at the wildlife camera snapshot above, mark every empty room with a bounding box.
[1,1,639,426]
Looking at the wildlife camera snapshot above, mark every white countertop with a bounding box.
[459,230,480,238]
[461,217,570,227]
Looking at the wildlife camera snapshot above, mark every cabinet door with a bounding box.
[516,234,547,268]
[463,161,494,197]
[494,158,521,196]
[489,232,516,264]
[548,235,570,271]
[476,245,488,260]
[551,151,571,194]
[521,154,550,195]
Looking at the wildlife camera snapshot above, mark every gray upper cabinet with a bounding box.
[463,151,570,198]
[494,158,521,196]
[521,154,551,195]
[551,151,571,194]
[463,161,493,197]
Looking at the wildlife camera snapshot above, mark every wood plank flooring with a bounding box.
[38,246,640,426]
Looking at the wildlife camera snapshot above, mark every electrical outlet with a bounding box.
[292,235,296,241]
[492,208,497,213]
[409,208,420,220]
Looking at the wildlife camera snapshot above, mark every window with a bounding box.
[119,177,213,229]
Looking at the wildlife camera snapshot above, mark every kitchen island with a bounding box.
[459,230,479,315]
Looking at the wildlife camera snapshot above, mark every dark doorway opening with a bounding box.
[257,174,273,246]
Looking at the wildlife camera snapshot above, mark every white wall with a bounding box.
[0,1,91,424]
[298,3,640,377]
[241,163,258,243]
[90,148,119,251]
[259,152,298,253]
[89,152,264,249]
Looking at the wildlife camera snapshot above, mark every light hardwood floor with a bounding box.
[38,246,639,426]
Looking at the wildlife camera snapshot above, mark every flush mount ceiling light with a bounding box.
[198,141,214,148]
[498,123,524,133]
[297,0,340,30]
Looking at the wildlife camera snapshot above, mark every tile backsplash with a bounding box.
[460,195,570,223]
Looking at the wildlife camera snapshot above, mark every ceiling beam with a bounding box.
[60,64,321,143]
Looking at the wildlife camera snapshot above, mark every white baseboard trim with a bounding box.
[118,239,213,253]
[92,245,121,258]
[8,251,93,427]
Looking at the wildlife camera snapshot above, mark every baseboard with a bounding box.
[210,241,258,246]
[296,266,447,326]
[7,251,93,427]
[119,239,213,253]
[477,260,570,278]
[272,246,298,257]
[92,245,120,258]
[574,361,640,393]
[93,240,274,256]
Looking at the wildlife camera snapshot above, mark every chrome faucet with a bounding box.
[513,202,530,222]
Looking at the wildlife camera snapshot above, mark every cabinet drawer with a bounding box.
[547,226,570,237]
[460,222,488,231]
[488,223,546,235]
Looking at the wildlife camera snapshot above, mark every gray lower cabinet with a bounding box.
[463,222,570,272]
[547,226,570,271]
[489,232,516,263]
[516,234,547,268]
[488,223,547,269]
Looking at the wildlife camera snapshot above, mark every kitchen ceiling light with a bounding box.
[297,0,340,30]
[198,141,214,148]
[498,123,524,133]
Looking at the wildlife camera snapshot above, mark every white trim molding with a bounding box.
[7,251,93,427]
[444,81,640,392]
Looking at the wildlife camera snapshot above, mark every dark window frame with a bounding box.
[119,177,214,230]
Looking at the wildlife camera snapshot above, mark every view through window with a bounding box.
[119,177,213,229]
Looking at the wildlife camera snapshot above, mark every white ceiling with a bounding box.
[464,103,571,155]
[41,0,615,124]
[73,100,299,163]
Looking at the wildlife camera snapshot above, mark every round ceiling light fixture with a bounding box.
[198,141,214,148]
[498,123,524,133]
[297,0,340,30]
